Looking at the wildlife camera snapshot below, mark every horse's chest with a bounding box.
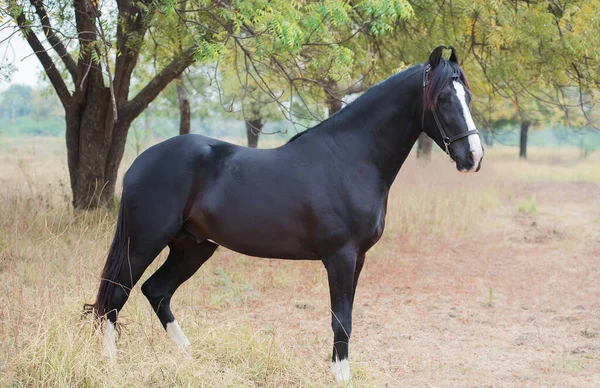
[357,204,386,249]
[336,192,387,249]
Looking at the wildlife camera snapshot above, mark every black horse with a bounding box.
[87,46,483,385]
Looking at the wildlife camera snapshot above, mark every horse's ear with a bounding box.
[448,46,458,63]
[428,46,447,69]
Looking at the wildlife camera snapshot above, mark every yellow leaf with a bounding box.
[465,17,476,36]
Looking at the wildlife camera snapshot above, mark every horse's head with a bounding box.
[421,46,484,173]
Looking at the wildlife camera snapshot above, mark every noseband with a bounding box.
[422,64,479,158]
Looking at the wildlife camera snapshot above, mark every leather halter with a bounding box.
[422,64,480,158]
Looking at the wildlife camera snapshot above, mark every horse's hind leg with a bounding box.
[101,242,167,361]
[141,238,218,350]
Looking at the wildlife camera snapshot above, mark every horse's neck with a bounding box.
[321,72,423,187]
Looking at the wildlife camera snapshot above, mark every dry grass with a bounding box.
[1,137,599,387]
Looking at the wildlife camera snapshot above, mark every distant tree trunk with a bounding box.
[520,120,530,159]
[321,78,366,117]
[416,133,433,160]
[132,110,151,156]
[324,79,343,117]
[144,110,151,132]
[481,128,494,147]
[323,78,365,117]
[177,74,191,135]
[245,119,262,148]
[326,95,343,116]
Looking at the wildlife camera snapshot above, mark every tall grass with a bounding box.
[488,146,600,182]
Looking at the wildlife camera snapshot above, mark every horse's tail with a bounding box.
[84,199,128,322]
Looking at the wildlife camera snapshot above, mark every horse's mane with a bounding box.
[286,65,425,144]
[423,58,470,111]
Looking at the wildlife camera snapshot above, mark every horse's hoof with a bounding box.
[166,320,192,350]
[331,358,353,387]
[102,321,117,364]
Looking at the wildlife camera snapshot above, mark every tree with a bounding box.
[4,0,197,208]
[519,119,530,158]
[244,99,262,148]
[30,85,63,120]
[406,1,600,158]
[465,0,600,157]
[176,74,191,135]
[416,133,432,160]
[2,0,414,208]
[0,84,32,119]
[204,0,413,130]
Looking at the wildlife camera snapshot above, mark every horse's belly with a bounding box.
[188,197,318,260]
[206,223,318,260]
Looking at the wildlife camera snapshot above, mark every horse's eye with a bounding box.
[439,95,451,104]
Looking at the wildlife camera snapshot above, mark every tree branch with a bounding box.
[14,11,71,108]
[72,0,101,104]
[113,0,154,106]
[30,0,77,81]
[344,80,366,95]
[121,46,196,122]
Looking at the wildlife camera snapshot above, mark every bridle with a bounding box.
[421,64,479,159]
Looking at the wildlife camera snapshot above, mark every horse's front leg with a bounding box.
[324,247,362,386]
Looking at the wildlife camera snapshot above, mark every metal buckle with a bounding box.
[443,137,452,160]
[423,65,431,88]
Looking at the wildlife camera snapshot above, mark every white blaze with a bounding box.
[453,81,484,169]
[166,320,191,350]
[331,357,352,386]
[103,321,117,363]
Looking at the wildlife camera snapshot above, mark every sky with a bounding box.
[0,27,44,91]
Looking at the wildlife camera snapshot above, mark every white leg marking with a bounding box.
[331,357,352,387]
[102,321,117,363]
[166,320,191,350]
[453,81,484,170]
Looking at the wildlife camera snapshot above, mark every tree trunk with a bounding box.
[326,97,343,116]
[481,128,493,147]
[416,133,433,160]
[177,74,191,135]
[520,120,530,159]
[325,80,342,117]
[322,77,365,117]
[65,81,132,209]
[245,119,262,148]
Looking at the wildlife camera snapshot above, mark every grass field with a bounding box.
[1,136,599,387]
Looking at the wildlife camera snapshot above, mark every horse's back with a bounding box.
[119,135,227,238]
[126,134,215,175]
